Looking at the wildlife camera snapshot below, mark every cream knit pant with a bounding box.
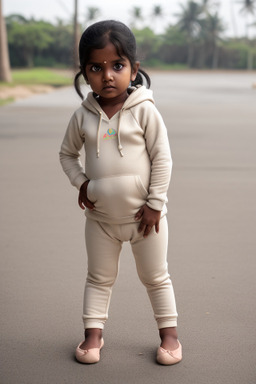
[83,216,178,330]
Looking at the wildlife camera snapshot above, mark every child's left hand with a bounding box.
[135,204,161,238]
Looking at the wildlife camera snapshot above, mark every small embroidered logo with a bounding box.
[103,128,117,140]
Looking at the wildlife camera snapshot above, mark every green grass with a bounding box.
[0,67,73,106]
[11,68,72,86]
[0,68,72,87]
[0,97,15,106]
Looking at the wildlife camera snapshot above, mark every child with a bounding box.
[59,20,182,366]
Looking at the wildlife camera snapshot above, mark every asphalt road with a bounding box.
[1,71,256,384]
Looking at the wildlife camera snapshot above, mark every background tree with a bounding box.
[238,0,256,69]
[6,16,54,67]
[45,21,73,67]
[201,0,219,14]
[176,1,203,66]
[151,5,163,32]
[3,3,255,71]
[57,0,82,70]
[152,4,163,18]
[229,0,238,37]
[85,7,100,26]
[133,27,160,64]
[158,25,187,66]
[238,0,256,34]
[200,12,225,68]
[130,6,143,29]
[197,0,220,67]
[0,0,12,82]
[73,0,79,70]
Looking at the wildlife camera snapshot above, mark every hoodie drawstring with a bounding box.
[96,111,103,158]
[117,110,124,157]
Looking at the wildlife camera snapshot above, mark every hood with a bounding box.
[82,85,154,115]
[81,85,154,158]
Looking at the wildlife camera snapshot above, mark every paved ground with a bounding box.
[1,72,256,384]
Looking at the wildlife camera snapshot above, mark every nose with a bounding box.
[102,68,113,82]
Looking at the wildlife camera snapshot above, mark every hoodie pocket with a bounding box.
[87,175,148,219]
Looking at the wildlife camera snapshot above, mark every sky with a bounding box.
[2,0,256,38]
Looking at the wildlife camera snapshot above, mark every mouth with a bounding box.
[103,85,115,90]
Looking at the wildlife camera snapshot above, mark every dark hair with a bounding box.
[74,20,151,99]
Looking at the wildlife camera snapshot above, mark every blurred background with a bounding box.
[1,0,256,103]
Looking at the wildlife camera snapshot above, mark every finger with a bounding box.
[85,199,95,210]
[143,225,152,238]
[135,207,143,220]
[78,196,85,210]
[138,221,146,233]
[155,221,160,233]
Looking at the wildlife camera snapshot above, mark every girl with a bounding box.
[59,20,182,366]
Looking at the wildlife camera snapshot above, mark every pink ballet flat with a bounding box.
[75,339,104,364]
[156,340,182,365]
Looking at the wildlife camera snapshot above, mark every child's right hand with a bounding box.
[135,204,161,238]
[78,180,95,210]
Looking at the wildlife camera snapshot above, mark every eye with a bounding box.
[114,63,124,71]
[91,65,102,72]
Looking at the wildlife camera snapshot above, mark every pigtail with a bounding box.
[74,70,84,100]
[140,68,151,88]
[132,68,151,89]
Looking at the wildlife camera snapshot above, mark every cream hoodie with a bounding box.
[59,85,172,224]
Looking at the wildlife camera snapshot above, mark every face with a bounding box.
[84,42,139,101]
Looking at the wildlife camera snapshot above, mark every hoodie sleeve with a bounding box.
[139,101,172,211]
[59,112,88,190]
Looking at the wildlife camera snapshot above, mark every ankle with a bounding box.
[159,327,178,340]
[84,328,102,340]
[159,327,179,350]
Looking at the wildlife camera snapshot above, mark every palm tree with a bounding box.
[130,6,143,29]
[151,5,164,33]
[238,0,256,69]
[152,5,163,16]
[201,12,225,68]
[229,0,238,37]
[197,1,224,68]
[73,0,79,70]
[238,0,256,35]
[85,7,101,26]
[58,0,81,70]
[0,0,12,82]
[238,0,256,15]
[176,1,203,66]
[201,0,219,14]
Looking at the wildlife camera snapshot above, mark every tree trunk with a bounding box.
[0,0,12,82]
[187,42,194,68]
[73,0,80,71]
[198,43,206,68]
[229,0,238,38]
[247,45,253,71]
[212,43,219,69]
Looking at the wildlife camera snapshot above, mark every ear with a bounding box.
[131,61,140,82]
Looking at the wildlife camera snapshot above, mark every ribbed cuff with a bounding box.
[157,319,178,329]
[146,201,165,212]
[74,174,88,190]
[83,319,105,330]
